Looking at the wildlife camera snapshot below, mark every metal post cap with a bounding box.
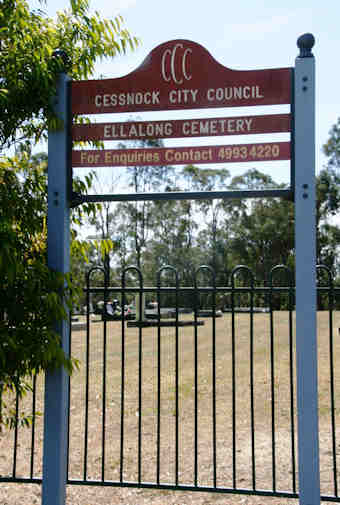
[297,33,315,58]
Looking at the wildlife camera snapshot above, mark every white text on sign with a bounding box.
[94,86,264,109]
[73,142,290,168]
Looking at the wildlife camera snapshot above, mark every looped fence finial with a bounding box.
[297,33,315,58]
[157,265,179,287]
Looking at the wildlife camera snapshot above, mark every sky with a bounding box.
[28,0,340,189]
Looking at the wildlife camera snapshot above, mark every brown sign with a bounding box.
[72,142,290,167]
[71,40,292,115]
[72,114,291,141]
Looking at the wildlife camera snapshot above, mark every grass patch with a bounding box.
[1,311,340,504]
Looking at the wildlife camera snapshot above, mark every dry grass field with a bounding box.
[1,311,340,505]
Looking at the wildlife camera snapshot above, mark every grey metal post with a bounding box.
[294,34,320,505]
[42,65,71,505]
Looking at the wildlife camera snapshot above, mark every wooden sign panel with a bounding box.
[72,142,290,167]
[71,40,292,115]
[72,113,291,141]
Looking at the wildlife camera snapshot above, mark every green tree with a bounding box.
[182,165,230,283]
[223,169,295,282]
[85,179,118,278]
[318,117,340,273]
[316,168,340,270]
[114,138,173,271]
[145,198,200,283]
[0,152,75,427]
[323,117,340,171]
[0,0,138,149]
[0,0,138,428]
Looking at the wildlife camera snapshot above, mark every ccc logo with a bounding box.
[161,43,192,84]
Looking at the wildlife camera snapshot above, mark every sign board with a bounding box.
[72,142,290,168]
[72,113,291,141]
[71,39,292,181]
[71,40,291,114]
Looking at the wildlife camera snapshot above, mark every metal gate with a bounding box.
[64,264,340,501]
[1,265,340,502]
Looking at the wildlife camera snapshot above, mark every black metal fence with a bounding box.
[1,264,340,502]
[0,373,44,484]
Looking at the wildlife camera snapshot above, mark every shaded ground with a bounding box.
[1,311,340,504]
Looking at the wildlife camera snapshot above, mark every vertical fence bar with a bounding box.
[120,284,125,484]
[323,268,338,496]
[294,34,320,505]
[329,288,338,497]
[12,393,19,478]
[67,313,71,482]
[30,373,37,479]
[138,282,143,483]
[157,266,179,486]
[194,279,199,487]
[156,279,161,484]
[249,275,256,490]
[83,270,93,481]
[211,271,217,488]
[288,272,297,494]
[42,66,70,505]
[102,271,109,482]
[269,282,276,492]
[120,270,127,483]
[175,276,179,487]
[231,270,237,489]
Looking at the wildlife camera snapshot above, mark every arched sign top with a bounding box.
[71,39,292,115]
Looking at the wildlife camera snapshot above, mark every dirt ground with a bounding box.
[1,311,340,505]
